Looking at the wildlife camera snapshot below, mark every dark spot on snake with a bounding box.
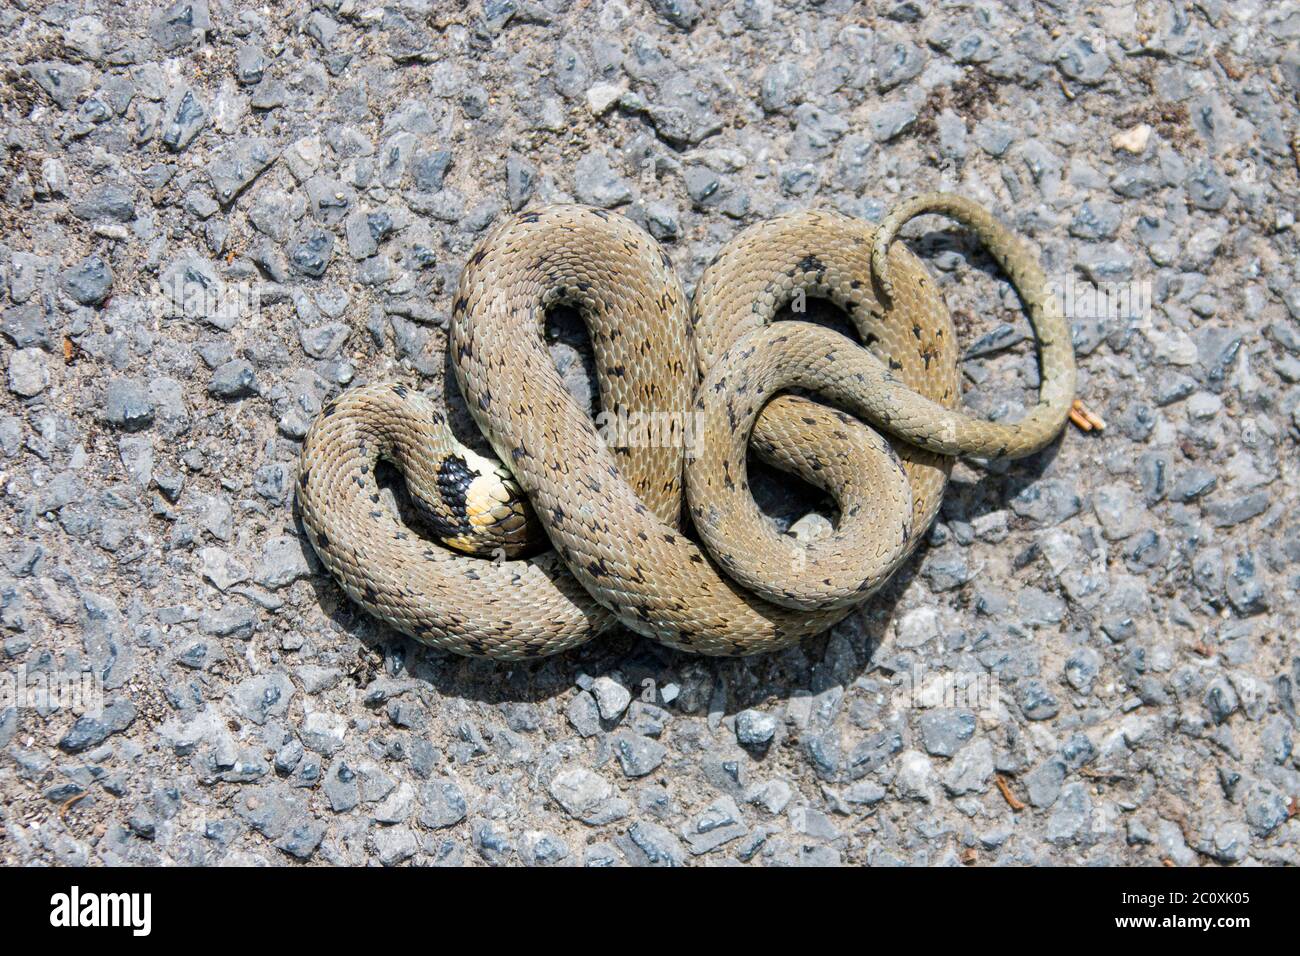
[889,358,903,370]
[797,254,826,275]
[315,531,329,550]
[392,384,409,398]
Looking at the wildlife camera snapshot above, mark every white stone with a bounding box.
[585,83,624,116]
[7,348,49,397]
[1111,123,1151,153]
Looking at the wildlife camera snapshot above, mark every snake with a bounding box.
[296,194,1076,660]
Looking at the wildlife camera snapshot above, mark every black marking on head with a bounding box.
[428,454,477,541]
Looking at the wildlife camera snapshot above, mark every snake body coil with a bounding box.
[297,195,1076,660]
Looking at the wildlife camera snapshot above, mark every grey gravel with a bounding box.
[7,349,50,398]
[60,256,113,306]
[208,360,257,399]
[1,0,1296,870]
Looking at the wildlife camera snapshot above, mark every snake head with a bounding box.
[425,449,547,560]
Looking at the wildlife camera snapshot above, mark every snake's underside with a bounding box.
[297,194,1077,660]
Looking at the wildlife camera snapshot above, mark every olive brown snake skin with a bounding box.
[297,193,1076,660]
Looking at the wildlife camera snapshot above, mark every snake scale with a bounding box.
[297,193,1076,660]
